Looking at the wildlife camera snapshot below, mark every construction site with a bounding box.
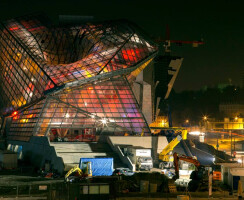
[0,14,243,200]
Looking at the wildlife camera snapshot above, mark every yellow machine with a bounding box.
[140,128,144,136]
[65,162,92,181]
[159,129,187,165]
[65,165,83,180]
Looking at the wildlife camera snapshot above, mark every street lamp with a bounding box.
[202,115,209,138]
[203,116,208,121]
[202,115,208,129]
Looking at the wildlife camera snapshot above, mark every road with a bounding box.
[190,130,244,156]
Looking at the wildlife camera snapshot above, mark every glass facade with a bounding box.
[0,15,157,141]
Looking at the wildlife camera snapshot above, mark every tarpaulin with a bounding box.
[79,158,113,176]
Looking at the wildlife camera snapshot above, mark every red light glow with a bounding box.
[122,49,142,62]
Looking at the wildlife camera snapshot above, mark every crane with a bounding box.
[159,129,187,168]
[154,25,204,127]
[155,24,204,53]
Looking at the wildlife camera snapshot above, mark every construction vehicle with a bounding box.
[65,166,83,181]
[125,147,153,171]
[65,162,92,182]
[173,153,222,192]
[136,155,153,171]
[173,152,201,180]
[158,129,187,169]
[172,152,208,191]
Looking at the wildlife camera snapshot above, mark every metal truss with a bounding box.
[0,14,158,141]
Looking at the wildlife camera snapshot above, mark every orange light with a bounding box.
[12,111,18,116]
[27,114,33,118]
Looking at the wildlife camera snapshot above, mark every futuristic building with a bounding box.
[0,15,159,143]
[0,15,187,172]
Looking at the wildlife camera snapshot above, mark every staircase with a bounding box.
[51,142,127,170]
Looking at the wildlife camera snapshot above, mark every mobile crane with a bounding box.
[158,129,187,169]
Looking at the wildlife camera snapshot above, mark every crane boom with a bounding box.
[159,129,187,162]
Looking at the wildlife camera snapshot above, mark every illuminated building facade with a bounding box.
[0,15,158,142]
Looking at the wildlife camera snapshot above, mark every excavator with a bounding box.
[65,162,92,182]
[173,152,201,180]
[173,152,222,192]
[172,152,208,191]
[158,129,187,169]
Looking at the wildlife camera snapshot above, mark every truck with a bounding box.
[126,147,153,171]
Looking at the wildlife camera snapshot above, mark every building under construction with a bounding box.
[0,15,183,171]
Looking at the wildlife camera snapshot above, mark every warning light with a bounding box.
[12,111,18,116]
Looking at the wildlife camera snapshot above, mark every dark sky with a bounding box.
[0,0,243,91]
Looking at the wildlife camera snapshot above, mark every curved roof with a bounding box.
[0,15,157,114]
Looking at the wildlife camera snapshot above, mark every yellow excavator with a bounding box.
[65,162,92,182]
[159,129,187,169]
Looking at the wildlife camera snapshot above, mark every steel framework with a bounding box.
[0,15,157,141]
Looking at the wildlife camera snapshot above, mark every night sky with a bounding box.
[0,0,243,91]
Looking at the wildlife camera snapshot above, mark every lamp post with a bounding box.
[202,115,208,134]
[229,130,233,160]
[216,134,219,151]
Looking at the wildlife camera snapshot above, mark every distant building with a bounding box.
[206,117,244,130]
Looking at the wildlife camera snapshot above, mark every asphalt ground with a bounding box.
[188,131,244,154]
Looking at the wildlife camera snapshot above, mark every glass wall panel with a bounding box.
[1,15,157,141]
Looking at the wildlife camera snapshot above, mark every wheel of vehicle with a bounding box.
[190,171,198,180]
[159,162,166,169]
[188,180,200,192]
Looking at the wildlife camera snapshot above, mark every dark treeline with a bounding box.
[165,85,244,126]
